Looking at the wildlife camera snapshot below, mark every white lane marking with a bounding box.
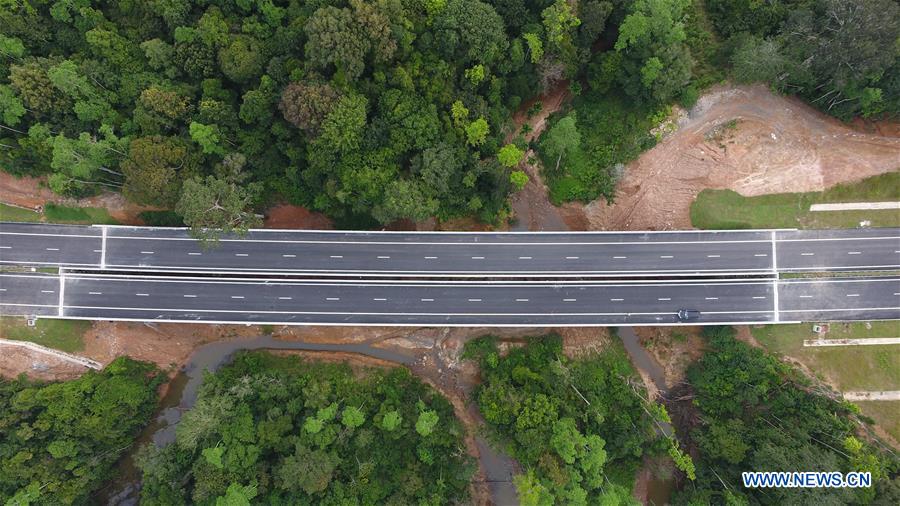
[566,256,580,259]
[329,255,342,258]
[278,297,292,300]
[468,298,482,302]
[660,255,673,259]
[771,232,779,322]
[613,256,627,259]
[0,246,10,249]
[100,225,107,269]
[707,254,721,258]
[799,295,813,298]
[610,298,624,301]
[41,290,54,293]
[235,253,249,257]
[846,294,860,297]
[58,268,65,316]
[563,298,577,302]
[46,248,59,251]
[89,292,102,295]
[425,256,438,259]
[188,252,202,256]
[705,297,719,300]
[377,256,390,259]
[801,252,815,256]
[752,296,766,299]
[516,298,529,302]
[658,297,671,301]
[283,254,296,258]
[421,298,434,302]
[519,256,532,260]
[472,256,485,259]
[373,298,387,301]
[754,253,768,257]
[326,297,340,301]
[0,288,5,291]
[136,293,149,296]
[847,251,861,255]
[140,251,155,254]
[183,295,197,298]
[231,296,245,299]
[93,249,101,253]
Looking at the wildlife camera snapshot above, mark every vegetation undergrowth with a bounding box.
[137,351,473,504]
[0,316,90,353]
[0,357,163,505]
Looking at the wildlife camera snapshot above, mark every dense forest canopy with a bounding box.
[463,334,670,505]
[676,327,900,505]
[0,358,162,506]
[138,351,473,505]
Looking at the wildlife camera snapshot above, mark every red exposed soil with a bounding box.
[263,204,333,229]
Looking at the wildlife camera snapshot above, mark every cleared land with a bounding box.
[691,172,900,229]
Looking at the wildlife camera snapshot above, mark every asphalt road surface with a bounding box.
[2,272,897,326]
[2,223,898,276]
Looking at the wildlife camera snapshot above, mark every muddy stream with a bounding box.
[98,336,518,505]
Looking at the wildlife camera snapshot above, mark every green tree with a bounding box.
[509,170,529,191]
[218,36,264,83]
[373,179,439,224]
[514,470,554,506]
[0,85,26,126]
[523,33,544,64]
[175,174,262,241]
[415,410,440,437]
[121,136,190,206]
[279,81,342,136]
[341,406,366,429]
[540,112,580,171]
[380,410,402,431]
[189,121,226,156]
[304,7,368,79]
[465,117,489,146]
[498,143,524,167]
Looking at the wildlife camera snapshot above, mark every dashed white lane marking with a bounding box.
[46,248,59,251]
[93,249,101,253]
[846,294,860,297]
[377,256,390,259]
[658,297,671,301]
[754,253,768,257]
[801,252,815,256]
[799,295,813,298]
[515,298,529,302]
[563,298,577,302]
[0,288,6,291]
[329,255,342,258]
[660,255,673,259]
[472,256,485,259]
[140,251,154,254]
[183,295,197,298]
[707,255,720,258]
[41,290,54,293]
[519,256,532,260]
[326,297,340,301]
[0,246,10,249]
[421,298,434,302]
[136,293,149,296]
[752,296,766,299]
[610,298,624,301]
[283,254,296,258]
[613,256,627,259]
[847,251,861,255]
[894,293,900,296]
[278,297,292,300]
[235,253,249,257]
[89,292,102,295]
[373,298,387,301]
[424,256,438,259]
[566,256,580,259]
[468,298,482,302]
[188,252,202,255]
[705,297,719,300]
[231,296,245,299]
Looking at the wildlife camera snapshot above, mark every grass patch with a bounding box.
[43,203,119,224]
[751,321,900,391]
[539,91,660,205]
[1,316,90,353]
[0,203,41,222]
[691,172,900,229]
[853,401,900,444]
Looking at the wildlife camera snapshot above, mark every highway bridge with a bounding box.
[1,223,898,326]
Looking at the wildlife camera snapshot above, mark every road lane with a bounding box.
[0,272,61,316]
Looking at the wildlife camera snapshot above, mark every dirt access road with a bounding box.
[562,84,900,231]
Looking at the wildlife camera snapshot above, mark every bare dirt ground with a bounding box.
[0,345,88,381]
[263,204,333,229]
[562,84,900,230]
[636,327,706,390]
